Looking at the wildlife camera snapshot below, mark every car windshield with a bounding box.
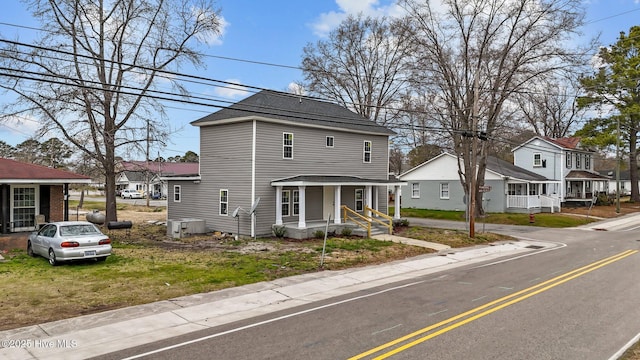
[59,224,100,236]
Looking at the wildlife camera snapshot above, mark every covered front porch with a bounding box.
[506,180,562,213]
[270,175,406,239]
[565,170,610,205]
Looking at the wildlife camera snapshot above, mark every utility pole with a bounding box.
[469,73,480,238]
[616,116,620,213]
[146,119,150,208]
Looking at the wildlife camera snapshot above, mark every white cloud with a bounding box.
[199,15,228,46]
[310,0,406,37]
[0,114,41,144]
[213,79,250,99]
[287,82,307,95]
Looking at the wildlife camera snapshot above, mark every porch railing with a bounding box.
[341,205,371,238]
[507,195,560,212]
[366,206,393,235]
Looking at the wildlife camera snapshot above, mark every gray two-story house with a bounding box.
[513,136,609,204]
[166,91,405,239]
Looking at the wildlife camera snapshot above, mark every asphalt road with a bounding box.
[93,226,640,360]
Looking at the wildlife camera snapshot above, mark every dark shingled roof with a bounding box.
[485,156,548,181]
[271,175,404,185]
[191,90,395,136]
[567,170,610,180]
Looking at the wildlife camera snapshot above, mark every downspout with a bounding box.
[64,183,69,221]
[251,120,256,237]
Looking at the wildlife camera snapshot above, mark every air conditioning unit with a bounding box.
[167,218,206,238]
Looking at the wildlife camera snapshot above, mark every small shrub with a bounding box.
[313,230,325,239]
[272,225,287,238]
[393,219,410,228]
[341,227,353,237]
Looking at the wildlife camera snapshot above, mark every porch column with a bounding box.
[582,181,586,199]
[334,185,341,224]
[365,185,372,217]
[526,183,530,209]
[394,185,401,220]
[275,186,283,225]
[298,186,306,228]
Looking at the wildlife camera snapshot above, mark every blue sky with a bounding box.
[1,0,639,160]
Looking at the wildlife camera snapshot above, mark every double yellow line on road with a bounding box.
[350,249,638,360]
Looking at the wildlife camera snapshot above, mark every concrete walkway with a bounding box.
[372,233,451,251]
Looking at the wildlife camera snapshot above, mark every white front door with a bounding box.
[323,186,334,220]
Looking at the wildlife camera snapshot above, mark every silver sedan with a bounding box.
[27,221,112,266]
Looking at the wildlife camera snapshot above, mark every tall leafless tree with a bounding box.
[401,0,590,219]
[516,74,585,138]
[0,0,221,222]
[301,14,415,128]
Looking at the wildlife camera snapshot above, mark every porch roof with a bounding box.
[271,175,406,187]
[566,170,610,180]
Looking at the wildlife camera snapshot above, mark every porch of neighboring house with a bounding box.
[564,171,610,206]
[0,184,72,234]
[271,176,405,239]
[506,181,562,213]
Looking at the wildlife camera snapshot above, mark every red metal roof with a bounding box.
[544,137,581,149]
[0,158,91,182]
[120,161,199,176]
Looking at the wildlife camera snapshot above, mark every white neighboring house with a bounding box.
[399,152,561,213]
[116,162,199,198]
[512,136,609,204]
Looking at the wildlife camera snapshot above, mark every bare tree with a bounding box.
[301,14,415,127]
[516,74,585,138]
[0,0,221,222]
[402,0,589,226]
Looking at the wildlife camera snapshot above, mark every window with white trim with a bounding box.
[283,132,293,159]
[576,153,581,168]
[363,140,371,163]
[533,153,542,167]
[326,136,334,148]
[411,183,420,198]
[173,185,181,202]
[292,190,300,216]
[219,189,228,215]
[440,183,450,199]
[282,190,290,216]
[566,152,572,168]
[355,189,364,212]
[585,154,591,169]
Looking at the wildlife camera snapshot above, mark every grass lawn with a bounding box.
[391,207,598,227]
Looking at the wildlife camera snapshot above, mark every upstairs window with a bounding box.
[585,154,591,169]
[566,152,572,168]
[533,153,542,167]
[363,140,372,163]
[283,133,293,159]
[326,136,334,148]
[576,153,581,168]
[173,185,181,202]
[219,189,228,215]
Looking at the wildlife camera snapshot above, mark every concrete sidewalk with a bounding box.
[0,238,545,360]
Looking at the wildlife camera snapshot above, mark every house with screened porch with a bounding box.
[165,90,405,239]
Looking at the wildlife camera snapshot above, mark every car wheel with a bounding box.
[48,249,59,266]
[96,256,107,262]
[27,241,35,257]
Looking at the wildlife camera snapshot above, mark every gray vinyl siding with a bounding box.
[169,122,254,236]
[514,141,560,180]
[252,122,390,235]
[401,179,507,212]
[168,119,393,237]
